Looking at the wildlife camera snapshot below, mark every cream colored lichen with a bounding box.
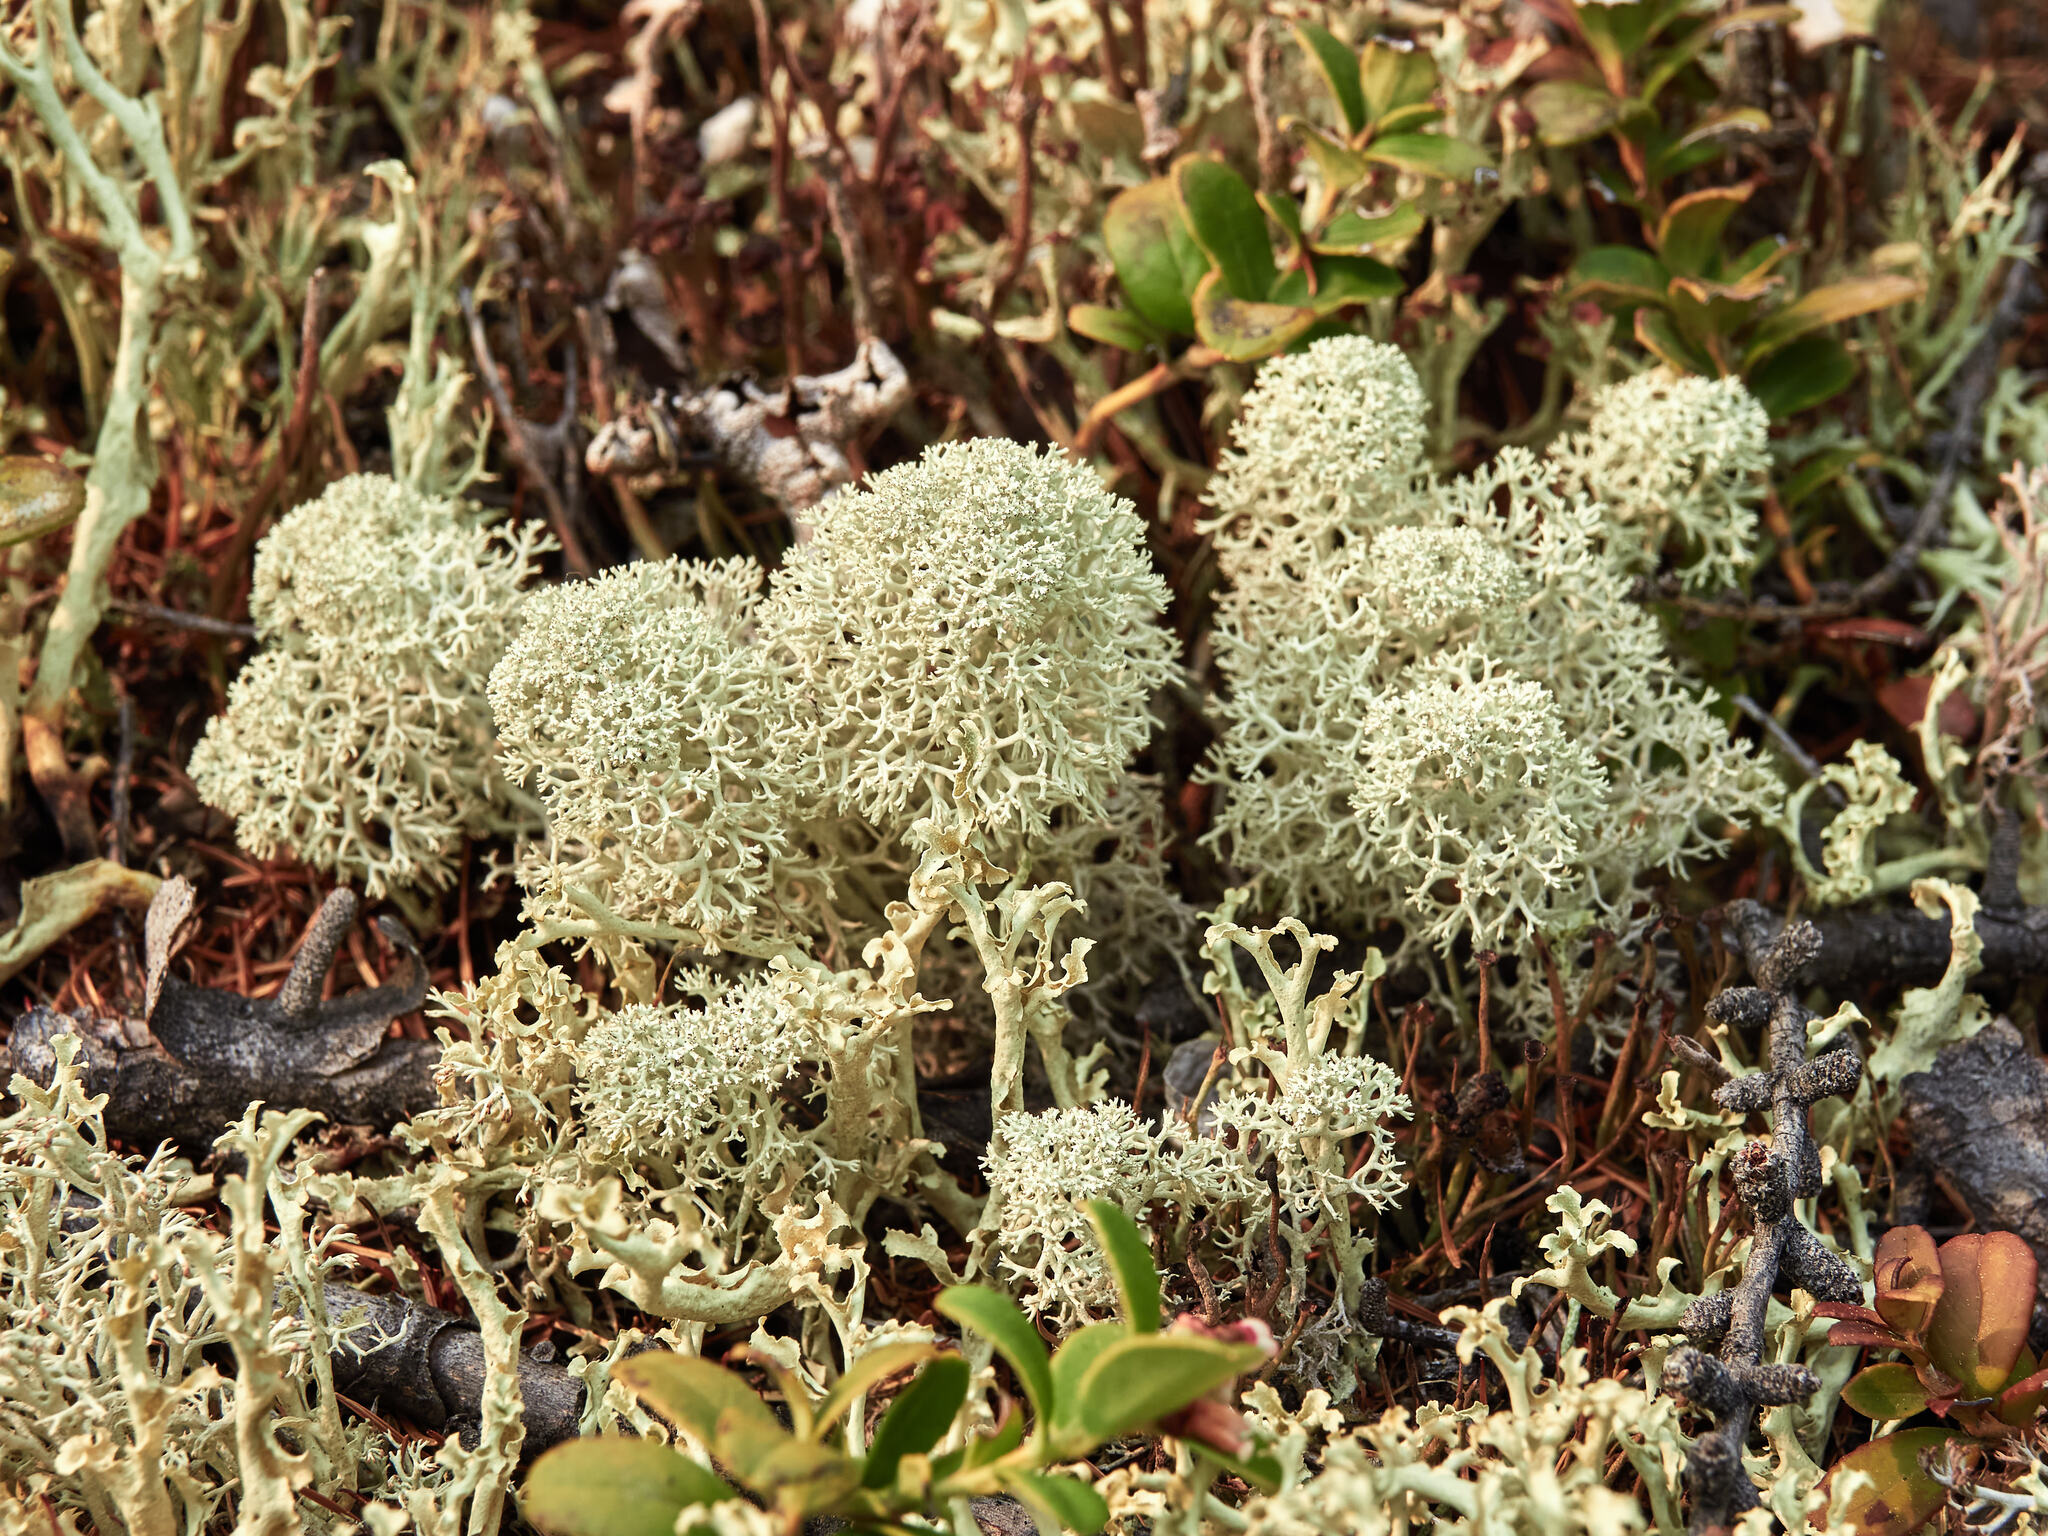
[1556,369,1771,592]
[759,437,1178,843]
[189,474,551,898]
[489,555,831,949]
[1202,337,1776,955]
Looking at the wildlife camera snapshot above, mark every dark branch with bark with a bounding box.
[1665,920,1864,1533]
[8,881,439,1148]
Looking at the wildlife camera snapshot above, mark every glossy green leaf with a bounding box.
[997,1469,1111,1535]
[616,1353,786,1460]
[1174,159,1280,301]
[1655,185,1752,278]
[1525,80,1628,147]
[1293,22,1366,137]
[1926,1232,2038,1397]
[1067,304,1161,352]
[863,1357,970,1487]
[936,1286,1055,1429]
[1569,245,1672,309]
[1313,204,1426,254]
[1361,132,1491,181]
[810,1343,942,1441]
[1073,1334,1267,1443]
[1103,179,1209,336]
[1286,116,1371,192]
[1842,1362,1934,1422]
[1743,274,1924,365]
[1359,38,1437,129]
[1746,335,1858,419]
[1823,1428,1958,1536]
[1190,271,1316,361]
[522,1440,732,1536]
[1085,1201,1161,1332]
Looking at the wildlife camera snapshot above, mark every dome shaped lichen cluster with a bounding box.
[1200,337,1777,952]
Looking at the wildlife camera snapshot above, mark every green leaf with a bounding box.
[1525,80,1628,147]
[1103,179,1209,336]
[1312,204,1425,255]
[1655,185,1752,278]
[1174,159,1279,301]
[1084,1201,1161,1332]
[1073,1334,1267,1444]
[863,1357,971,1488]
[1359,38,1437,129]
[996,1470,1110,1535]
[1642,7,1802,104]
[1285,116,1370,193]
[616,1353,786,1461]
[522,1441,732,1536]
[1293,22,1366,137]
[1842,1362,1935,1422]
[1823,1428,1959,1536]
[811,1344,942,1441]
[1050,1323,1128,1433]
[1189,271,1316,362]
[738,1427,860,1511]
[1635,306,1715,375]
[1361,132,1491,181]
[1569,245,1672,309]
[1777,443,1864,510]
[1269,256,1399,311]
[936,1286,1055,1430]
[1646,107,1772,182]
[1067,304,1161,353]
[962,1400,1027,1468]
[1258,191,1305,262]
[1743,274,1924,366]
[1746,334,1858,419]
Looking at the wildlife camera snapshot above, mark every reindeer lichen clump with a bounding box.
[1202,336,1776,953]
[190,475,553,899]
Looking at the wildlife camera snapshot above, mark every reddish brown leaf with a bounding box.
[1926,1232,2038,1396]
[1823,1428,1959,1536]
[1874,1227,1944,1341]
[1829,1323,1914,1353]
[1997,1365,2048,1427]
[1816,1302,1890,1328]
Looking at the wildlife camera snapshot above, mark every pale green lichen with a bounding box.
[488,555,829,948]
[0,1038,387,1535]
[1554,369,1771,593]
[1201,336,1775,954]
[1774,740,1922,906]
[759,437,1178,843]
[189,474,552,898]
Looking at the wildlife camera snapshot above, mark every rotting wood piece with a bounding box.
[8,879,439,1148]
